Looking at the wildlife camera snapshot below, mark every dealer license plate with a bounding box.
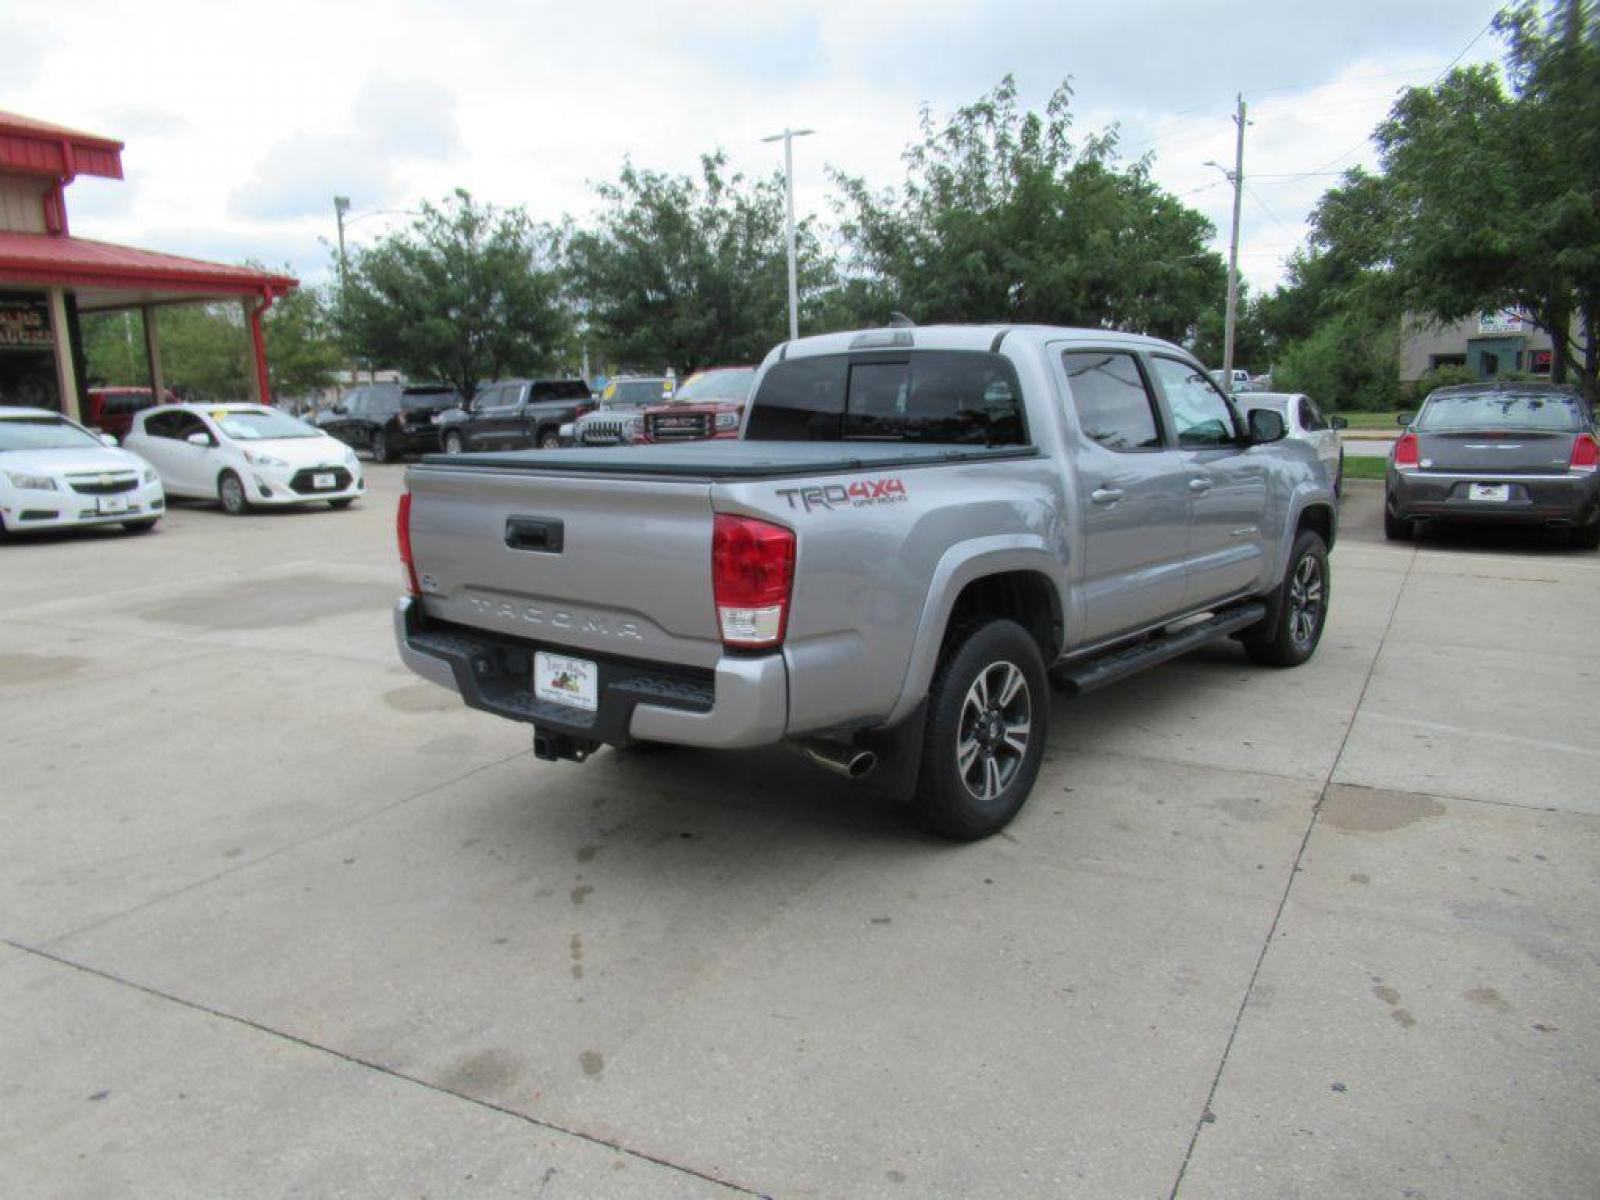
[1468,483,1510,502]
[535,651,598,712]
[97,496,130,514]
[312,472,337,490]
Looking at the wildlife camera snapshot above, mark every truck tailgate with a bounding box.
[406,464,722,669]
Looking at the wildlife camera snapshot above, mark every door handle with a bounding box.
[1188,477,1213,493]
[1090,487,1124,505]
[505,515,564,553]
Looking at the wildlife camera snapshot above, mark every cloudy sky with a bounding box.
[5,0,1504,298]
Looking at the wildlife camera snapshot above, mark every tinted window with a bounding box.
[143,411,185,439]
[1299,397,1328,432]
[1417,392,1586,433]
[531,380,593,401]
[368,390,400,416]
[1150,356,1238,448]
[1062,351,1162,451]
[747,352,1026,445]
[402,390,455,410]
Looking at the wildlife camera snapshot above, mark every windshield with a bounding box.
[0,415,106,453]
[602,379,669,408]
[673,368,756,404]
[212,409,320,440]
[1417,392,1586,433]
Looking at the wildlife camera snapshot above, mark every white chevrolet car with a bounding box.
[125,403,364,515]
[0,407,165,537]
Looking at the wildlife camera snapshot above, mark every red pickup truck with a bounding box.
[638,366,755,443]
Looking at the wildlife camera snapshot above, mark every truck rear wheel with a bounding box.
[912,618,1048,840]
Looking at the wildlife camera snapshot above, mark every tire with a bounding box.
[1243,529,1329,668]
[371,429,392,464]
[123,518,159,534]
[218,470,249,516]
[443,431,464,455]
[1383,504,1412,542]
[328,497,355,510]
[1333,451,1344,498]
[538,428,561,450]
[911,618,1049,841]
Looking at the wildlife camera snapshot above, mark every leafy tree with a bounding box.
[340,190,569,398]
[258,276,344,399]
[564,153,828,372]
[831,77,1227,342]
[1368,1,1600,396]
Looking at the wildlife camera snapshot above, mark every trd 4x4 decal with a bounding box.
[776,477,908,512]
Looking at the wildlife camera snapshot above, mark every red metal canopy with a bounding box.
[0,110,123,180]
[0,230,295,304]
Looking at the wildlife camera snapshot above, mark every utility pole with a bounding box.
[333,196,352,388]
[761,128,814,342]
[1208,96,1248,387]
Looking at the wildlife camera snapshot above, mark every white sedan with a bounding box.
[125,403,364,515]
[1236,391,1348,496]
[0,407,165,537]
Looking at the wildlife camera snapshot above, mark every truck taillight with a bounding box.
[397,491,420,596]
[712,514,795,650]
[1394,432,1420,470]
[1571,433,1598,474]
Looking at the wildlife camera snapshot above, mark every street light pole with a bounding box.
[761,128,814,342]
[1205,96,1248,386]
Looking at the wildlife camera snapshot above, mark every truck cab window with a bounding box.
[1061,351,1162,451]
[1150,356,1239,448]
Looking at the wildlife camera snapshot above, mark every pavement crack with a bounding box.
[1,940,770,1200]
[1166,542,1418,1200]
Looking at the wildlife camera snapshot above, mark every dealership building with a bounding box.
[0,110,295,422]
[1399,311,1565,383]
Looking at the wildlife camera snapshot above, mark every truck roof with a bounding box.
[773,323,1186,363]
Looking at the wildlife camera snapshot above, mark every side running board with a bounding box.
[1050,603,1267,694]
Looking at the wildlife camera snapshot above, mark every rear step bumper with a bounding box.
[394,597,789,749]
[1051,603,1268,694]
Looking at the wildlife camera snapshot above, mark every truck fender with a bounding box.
[883,536,1069,727]
[1274,482,1338,582]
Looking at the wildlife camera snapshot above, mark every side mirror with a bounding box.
[1248,408,1287,444]
[1330,415,1349,430]
[99,432,119,447]
[186,432,213,447]
[1396,411,1415,428]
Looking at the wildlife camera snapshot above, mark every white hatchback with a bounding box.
[0,407,166,536]
[1236,392,1348,496]
[125,403,364,515]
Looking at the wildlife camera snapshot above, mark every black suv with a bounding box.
[436,379,593,454]
[322,384,460,462]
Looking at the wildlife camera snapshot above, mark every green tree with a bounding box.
[564,153,828,372]
[831,77,1227,341]
[1369,1,1600,396]
[258,276,344,399]
[340,190,569,398]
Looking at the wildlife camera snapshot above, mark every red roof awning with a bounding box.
[0,231,296,307]
[0,110,123,180]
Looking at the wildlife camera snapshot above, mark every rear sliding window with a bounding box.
[744,352,1027,445]
[1418,392,1587,433]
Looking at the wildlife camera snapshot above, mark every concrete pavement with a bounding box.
[2,472,1596,1198]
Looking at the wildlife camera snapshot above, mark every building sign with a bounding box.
[1477,310,1525,335]
[0,294,53,351]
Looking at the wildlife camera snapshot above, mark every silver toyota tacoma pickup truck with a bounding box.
[395,325,1336,839]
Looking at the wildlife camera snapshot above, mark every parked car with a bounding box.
[320,383,459,462]
[639,366,756,443]
[394,325,1335,840]
[0,407,165,536]
[437,379,594,454]
[1236,392,1348,495]
[84,386,176,440]
[566,377,674,446]
[125,403,364,515]
[1385,383,1599,547]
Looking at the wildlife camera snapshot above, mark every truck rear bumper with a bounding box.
[393,597,788,749]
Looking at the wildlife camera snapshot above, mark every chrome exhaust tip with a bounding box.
[798,741,878,780]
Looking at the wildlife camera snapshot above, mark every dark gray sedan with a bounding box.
[1385,383,1599,547]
